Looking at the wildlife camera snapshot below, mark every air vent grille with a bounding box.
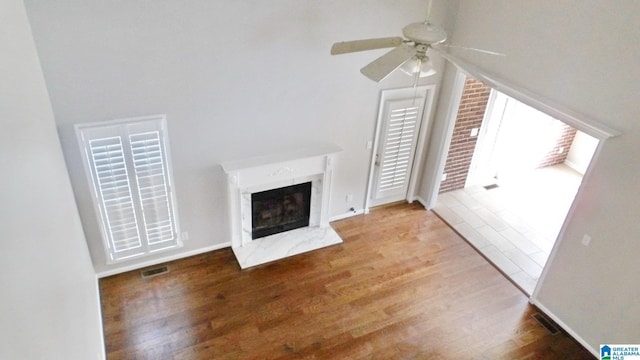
[140,266,169,278]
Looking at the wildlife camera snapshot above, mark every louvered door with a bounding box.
[371,97,425,206]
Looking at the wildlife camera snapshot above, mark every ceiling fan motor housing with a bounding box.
[402,22,447,44]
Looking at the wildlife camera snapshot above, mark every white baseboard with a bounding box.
[329,209,365,222]
[412,195,429,209]
[564,159,585,175]
[94,275,106,360]
[529,298,598,357]
[96,242,231,278]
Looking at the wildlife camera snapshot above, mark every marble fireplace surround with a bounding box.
[221,144,343,269]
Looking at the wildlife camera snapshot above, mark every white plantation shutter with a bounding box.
[373,98,424,201]
[89,136,142,255]
[129,131,176,248]
[77,115,181,263]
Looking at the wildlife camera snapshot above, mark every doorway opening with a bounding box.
[433,76,599,295]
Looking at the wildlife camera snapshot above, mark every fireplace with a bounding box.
[251,182,312,239]
[221,144,343,269]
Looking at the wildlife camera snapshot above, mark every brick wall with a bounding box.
[535,120,578,168]
[439,78,491,193]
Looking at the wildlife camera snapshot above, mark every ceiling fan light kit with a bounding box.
[399,56,436,78]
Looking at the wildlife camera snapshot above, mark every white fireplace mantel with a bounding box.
[221,144,343,268]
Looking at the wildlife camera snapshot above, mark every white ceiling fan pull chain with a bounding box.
[412,57,422,103]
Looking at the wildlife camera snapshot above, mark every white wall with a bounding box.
[0,0,104,358]
[565,130,598,175]
[436,0,640,353]
[23,0,455,274]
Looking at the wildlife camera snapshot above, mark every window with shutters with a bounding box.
[76,115,181,263]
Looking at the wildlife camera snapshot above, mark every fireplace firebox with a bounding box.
[251,182,312,240]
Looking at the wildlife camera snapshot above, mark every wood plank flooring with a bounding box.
[100,203,593,359]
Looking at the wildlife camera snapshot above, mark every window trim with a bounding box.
[76,114,182,264]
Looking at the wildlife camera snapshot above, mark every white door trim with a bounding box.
[465,88,498,188]
[436,51,621,140]
[422,70,468,209]
[423,49,623,209]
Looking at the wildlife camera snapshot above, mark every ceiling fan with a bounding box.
[331,0,502,83]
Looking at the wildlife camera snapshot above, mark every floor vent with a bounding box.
[532,313,560,335]
[483,184,499,190]
[140,266,169,279]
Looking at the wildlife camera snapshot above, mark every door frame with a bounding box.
[465,88,501,188]
[423,62,621,209]
[423,57,620,301]
[364,85,436,213]
[422,69,468,209]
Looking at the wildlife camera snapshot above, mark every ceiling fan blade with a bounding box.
[360,44,417,82]
[436,44,505,56]
[331,37,404,55]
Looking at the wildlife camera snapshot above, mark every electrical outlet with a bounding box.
[441,173,447,181]
[346,194,353,202]
[581,234,591,247]
[181,231,189,241]
[366,140,373,149]
[558,146,564,154]
[470,128,479,137]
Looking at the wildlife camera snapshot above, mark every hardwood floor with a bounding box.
[100,203,593,359]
